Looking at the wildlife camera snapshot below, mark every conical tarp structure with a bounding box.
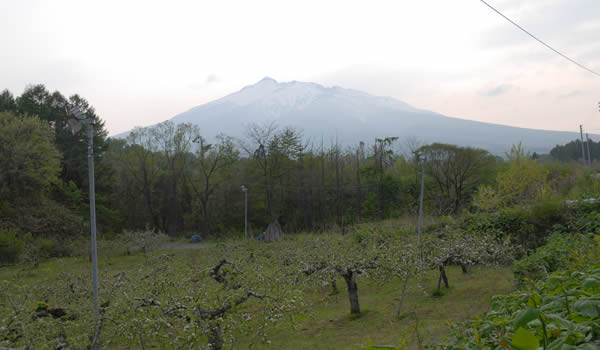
[264,219,284,242]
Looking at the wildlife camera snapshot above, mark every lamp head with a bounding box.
[69,106,86,120]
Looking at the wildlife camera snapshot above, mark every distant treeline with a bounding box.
[549,138,599,162]
[0,85,594,240]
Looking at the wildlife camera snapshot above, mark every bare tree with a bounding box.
[374,137,398,219]
[115,127,162,229]
[151,121,199,234]
[242,122,305,223]
[188,134,239,236]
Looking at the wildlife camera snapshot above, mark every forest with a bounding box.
[2,85,596,245]
[2,86,600,349]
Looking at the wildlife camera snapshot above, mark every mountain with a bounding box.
[114,77,590,155]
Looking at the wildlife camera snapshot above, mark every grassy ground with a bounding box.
[263,265,513,349]
[0,228,513,349]
[0,218,513,349]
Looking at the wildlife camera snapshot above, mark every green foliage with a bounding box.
[513,233,596,283]
[1,86,123,240]
[432,265,600,349]
[418,143,497,214]
[14,85,110,190]
[0,112,61,202]
[431,288,446,297]
[573,211,600,235]
[30,239,73,260]
[0,89,16,112]
[0,228,29,264]
[9,199,85,239]
[474,143,555,212]
[37,239,56,257]
[550,138,600,163]
[54,180,84,210]
[464,200,569,252]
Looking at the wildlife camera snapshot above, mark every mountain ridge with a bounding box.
[113,77,591,155]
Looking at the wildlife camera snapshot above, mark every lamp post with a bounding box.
[241,185,248,241]
[67,106,99,318]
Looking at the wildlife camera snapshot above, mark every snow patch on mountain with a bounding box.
[213,77,417,114]
[112,77,590,155]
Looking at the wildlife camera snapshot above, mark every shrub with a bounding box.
[464,200,569,252]
[0,228,29,264]
[572,211,600,234]
[37,239,56,258]
[7,199,85,239]
[432,263,600,349]
[34,238,72,258]
[513,232,596,284]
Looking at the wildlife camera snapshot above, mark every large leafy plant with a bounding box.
[431,266,600,349]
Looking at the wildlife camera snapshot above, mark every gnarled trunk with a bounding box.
[330,278,338,295]
[437,264,449,290]
[208,322,223,349]
[342,270,360,314]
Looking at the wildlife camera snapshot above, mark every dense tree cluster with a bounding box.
[550,138,599,163]
[2,85,593,241]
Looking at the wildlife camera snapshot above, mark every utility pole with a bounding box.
[66,106,99,319]
[580,125,587,167]
[87,119,99,318]
[417,154,426,260]
[586,133,592,167]
[241,185,248,241]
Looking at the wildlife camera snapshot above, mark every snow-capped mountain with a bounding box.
[115,77,589,154]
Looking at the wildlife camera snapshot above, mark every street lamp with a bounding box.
[241,185,248,241]
[66,106,99,319]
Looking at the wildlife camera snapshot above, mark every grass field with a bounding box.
[264,265,513,349]
[0,238,514,349]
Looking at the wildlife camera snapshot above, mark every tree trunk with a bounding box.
[142,168,160,230]
[200,195,210,237]
[439,265,449,288]
[397,273,410,315]
[331,278,338,295]
[167,174,178,235]
[208,322,223,350]
[343,271,360,314]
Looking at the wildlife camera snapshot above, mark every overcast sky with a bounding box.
[1,0,599,136]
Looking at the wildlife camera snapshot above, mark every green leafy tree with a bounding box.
[418,143,496,214]
[0,112,60,202]
[14,85,110,190]
[0,89,16,112]
[477,143,550,209]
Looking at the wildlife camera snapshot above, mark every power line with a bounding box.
[478,0,600,77]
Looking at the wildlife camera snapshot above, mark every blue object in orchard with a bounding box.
[190,235,201,243]
[256,233,265,242]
